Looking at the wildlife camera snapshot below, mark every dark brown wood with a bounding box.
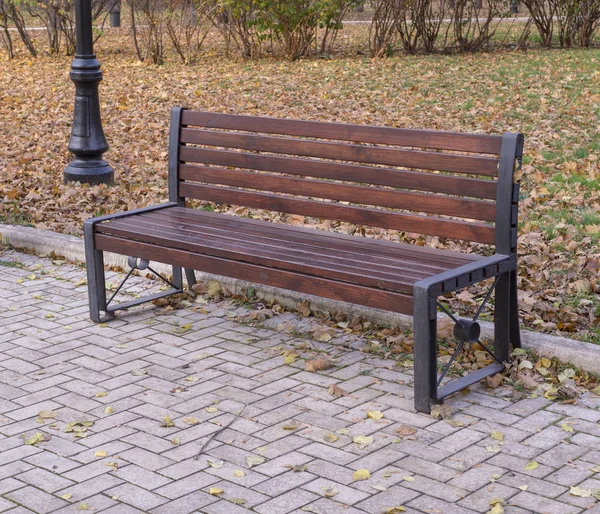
[179,165,496,222]
[98,219,431,293]
[149,208,483,267]
[102,216,446,277]
[178,184,496,244]
[180,111,504,155]
[94,233,415,314]
[179,131,500,176]
[179,154,497,200]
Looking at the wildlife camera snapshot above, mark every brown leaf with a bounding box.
[485,373,504,389]
[396,425,417,437]
[328,384,348,397]
[306,358,330,372]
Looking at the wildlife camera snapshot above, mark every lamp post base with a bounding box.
[64,158,114,185]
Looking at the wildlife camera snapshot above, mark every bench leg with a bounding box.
[413,285,437,414]
[84,225,114,323]
[494,272,511,363]
[172,266,183,289]
[510,270,522,349]
[185,269,197,288]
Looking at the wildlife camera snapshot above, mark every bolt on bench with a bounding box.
[84,107,523,413]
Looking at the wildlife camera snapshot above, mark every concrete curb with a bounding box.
[2,223,600,374]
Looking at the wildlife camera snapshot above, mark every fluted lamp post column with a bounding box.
[64,0,113,184]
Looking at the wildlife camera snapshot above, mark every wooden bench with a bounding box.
[84,107,524,413]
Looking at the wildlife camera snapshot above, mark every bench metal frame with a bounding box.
[84,107,524,413]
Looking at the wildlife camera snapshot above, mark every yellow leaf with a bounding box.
[402,476,415,482]
[561,423,574,432]
[161,415,175,428]
[489,503,504,514]
[591,385,600,395]
[104,406,114,415]
[353,469,371,481]
[491,431,504,442]
[183,417,199,425]
[321,486,338,498]
[185,376,201,382]
[540,357,551,368]
[519,485,528,491]
[324,433,339,443]
[524,461,539,471]
[234,470,245,477]
[94,450,107,458]
[570,486,592,497]
[284,355,296,365]
[353,435,374,446]
[384,508,406,513]
[16,279,24,283]
[45,313,54,318]
[61,493,73,500]
[171,438,179,445]
[246,455,265,468]
[209,487,224,496]
[486,445,502,453]
[95,392,107,398]
[24,432,44,445]
[206,407,218,413]
[77,503,89,511]
[367,411,384,420]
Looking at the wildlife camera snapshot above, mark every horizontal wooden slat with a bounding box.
[98,218,430,293]
[179,165,496,222]
[180,110,503,155]
[180,128,500,176]
[178,149,497,200]
[179,184,496,244]
[105,210,461,275]
[95,234,415,314]
[150,208,482,267]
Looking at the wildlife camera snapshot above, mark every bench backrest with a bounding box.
[168,107,523,255]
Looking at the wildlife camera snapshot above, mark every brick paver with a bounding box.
[1,248,600,513]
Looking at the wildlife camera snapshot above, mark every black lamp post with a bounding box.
[64,0,113,184]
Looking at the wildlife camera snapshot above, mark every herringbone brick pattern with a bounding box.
[0,249,599,513]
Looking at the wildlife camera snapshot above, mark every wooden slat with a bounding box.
[95,234,415,314]
[104,212,451,276]
[98,219,428,292]
[179,165,496,222]
[178,151,497,199]
[180,110,503,155]
[178,184,496,244]
[180,129,500,176]
[149,208,482,267]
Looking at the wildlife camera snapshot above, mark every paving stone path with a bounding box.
[1,248,600,514]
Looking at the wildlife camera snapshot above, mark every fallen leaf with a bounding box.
[445,419,464,427]
[185,376,201,382]
[384,508,406,513]
[38,410,57,419]
[95,392,107,398]
[131,369,147,376]
[570,486,592,497]
[524,461,539,471]
[284,354,296,365]
[353,469,371,481]
[206,406,218,413]
[328,384,348,397]
[353,435,374,446]
[282,421,300,430]
[246,455,265,468]
[305,359,330,372]
[396,425,417,437]
[561,423,574,432]
[367,411,384,420]
[160,415,175,428]
[183,417,199,425]
[209,487,224,496]
[491,431,504,442]
[518,485,528,491]
[104,406,114,415]
[337,428,349,435]
[430,404,453,420]
[61,493,73,500]
[402,475,415,481]
[77,503,90,511]
[24,432,45,445]
[486,446,502,453]
[324,433,339,443]
[207,459,224,468]
[230,498,247,506]
[234,469,245,477]
[321,485,338,498]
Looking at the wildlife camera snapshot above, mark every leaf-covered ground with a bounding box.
[1,32,600,342]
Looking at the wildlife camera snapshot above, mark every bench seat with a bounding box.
[94,206,489,314]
